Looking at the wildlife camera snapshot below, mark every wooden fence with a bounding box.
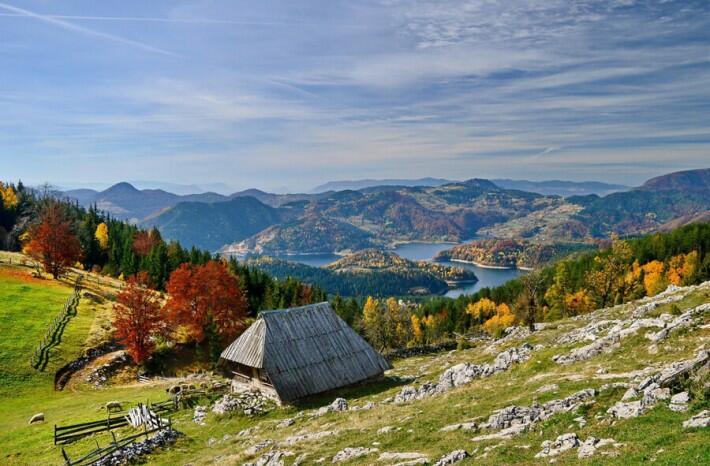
[29,277,83,369]
[60,415,173,466]
[54,399,177,445]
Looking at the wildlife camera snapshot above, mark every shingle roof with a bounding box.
[220,302,392,401]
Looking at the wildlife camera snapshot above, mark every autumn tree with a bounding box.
[361,296,386,349]
[95,222,109,250]
[132,228,161,257]
[24,202,82,278]
[114,272,162,364]
[642,260,667,296]
[466,298,497,325]
[410,314,424,346]
[563,290,593,316]
[482,303,516,337]
[164,261,248,356]
[514,270,545,329]
[585,238,633,307]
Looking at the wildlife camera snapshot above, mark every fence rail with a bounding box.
[54,398,177,445]
[60,415,173,466]
[29,277,83,369]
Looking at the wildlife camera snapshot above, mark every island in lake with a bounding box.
[245,249,477,297]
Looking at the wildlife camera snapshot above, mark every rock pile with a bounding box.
[473,389,596,440]
[394,344,532,403]
[315,397,349,416]
[193,405,207,425]
[553,318,670,365]
[432,449,469,466]
[94,429,180,466]
[86,351,131,386]
[607,350,707,419]
[534,432,580,458]
[534,433,622,459]
[646,303,710,343]
[213,391,271,416]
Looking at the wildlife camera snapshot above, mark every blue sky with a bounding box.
[0,0,708,192]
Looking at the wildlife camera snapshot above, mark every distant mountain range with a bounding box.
[310,177,629,197]
[491,179,628,197]
[60,168,709,254]
[311,177,452,193]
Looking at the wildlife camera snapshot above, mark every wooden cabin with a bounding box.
[219,302,391,404]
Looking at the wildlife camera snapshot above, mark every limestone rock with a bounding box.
[608,400,645,419]
[683,410,710,429]
[331,447,377,463]
[669,392,690,412]
[534,433,580,458]
[432,449,469,466]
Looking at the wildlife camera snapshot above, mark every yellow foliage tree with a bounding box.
[0,182,18,208]
[642,260,667,296]
[410,315,423,345]
[362,296,385,349]
[466,298,497,323]
[482,303,516,337]
[95,222,110,250]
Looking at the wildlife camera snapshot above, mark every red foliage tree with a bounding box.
[132,229,161,257]
[164,261,248,344]
[24,203,82,278]
[114,272,162,364]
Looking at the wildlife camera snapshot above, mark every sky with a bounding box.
[0,0,709,192]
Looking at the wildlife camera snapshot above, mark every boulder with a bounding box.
[669,392,690,412]
[534,433,580,458]
[608,401,645,419]
[432,449,468,466]
[683,410,710,429]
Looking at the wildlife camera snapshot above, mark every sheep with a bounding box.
[28,413,45,424]
[105,401,122,412]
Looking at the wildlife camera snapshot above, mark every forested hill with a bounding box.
[245,250,477,297]
[141,196,283,251]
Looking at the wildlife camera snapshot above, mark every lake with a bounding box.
[275,241,526,297]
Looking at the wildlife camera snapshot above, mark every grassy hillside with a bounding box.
[0,252,707,465]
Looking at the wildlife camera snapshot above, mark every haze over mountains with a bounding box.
[311,178,628,197]
[60,169,710,254]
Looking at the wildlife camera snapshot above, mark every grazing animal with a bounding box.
[29,413,44,424]
[106,401,122,412]
[167,385,182,395]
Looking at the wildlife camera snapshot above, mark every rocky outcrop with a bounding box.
[534,433,580,458]
[244,450,293,466]
[213,391,270,416]
[553,318,670,365]
[315,398,348,416]
[683,410,710,428]
[432,450,469,466]
[646,303,710,343]
[94,429,180,466]
[473,389,596,440]
[394,344,532,403]
[331,447,377,463]
[608,349,708,419]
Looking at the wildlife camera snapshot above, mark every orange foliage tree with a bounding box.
[642,260,667,296]
[24,203,82,278]
[132,228,161,257]
[114,272,163,364]
[164,261,248,345]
